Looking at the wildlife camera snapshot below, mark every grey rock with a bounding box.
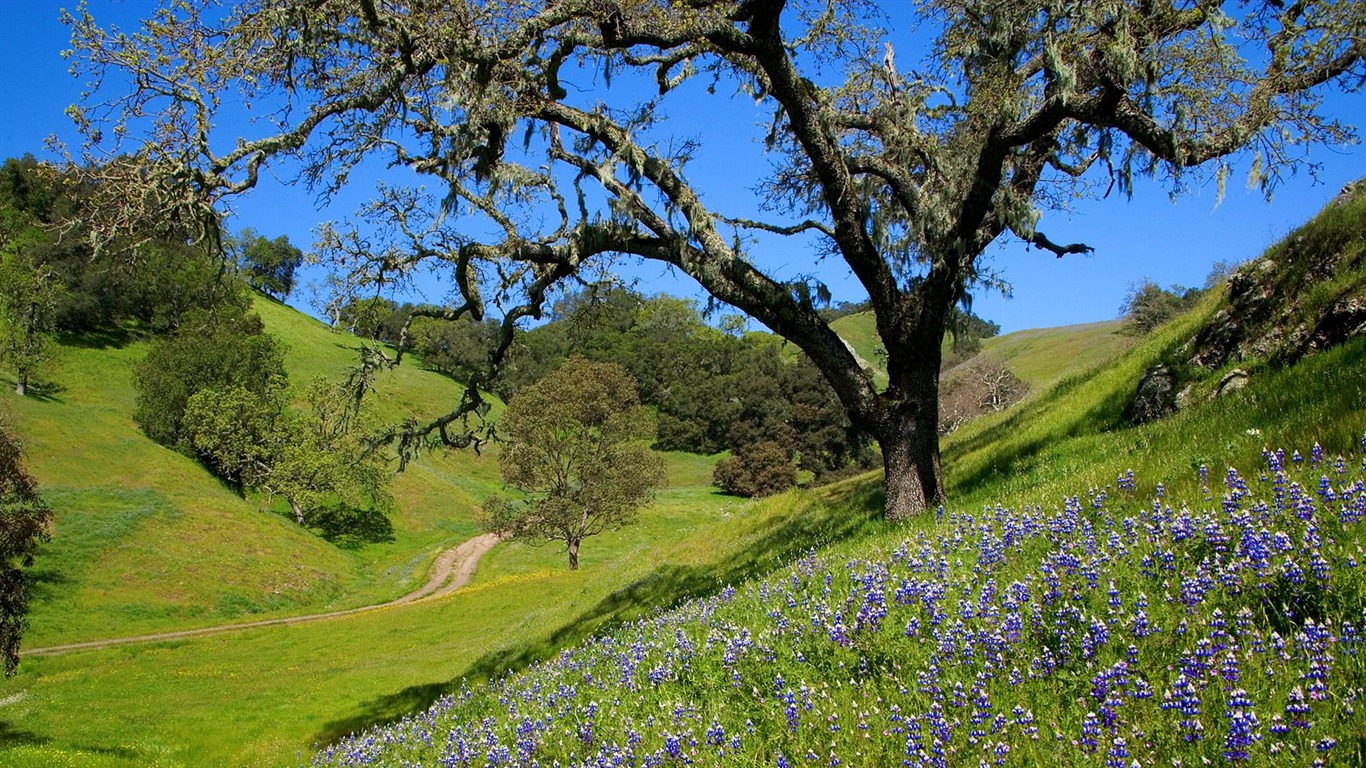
[1216,369,1249,398]
[1129,364,1178,424]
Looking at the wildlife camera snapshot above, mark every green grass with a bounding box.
[942,289,1225,499]
[7,315,1359,766]
[4,297,507,646]
[828,312,888,389]
[0,453,879,767]
[829,310,1132,396]
[4,191,1362,768]
[972,319,1130,390]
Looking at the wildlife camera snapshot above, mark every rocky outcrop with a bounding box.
[1127,179,1365,424]
[1128,364,1178,424]
[1187,180,1366,371]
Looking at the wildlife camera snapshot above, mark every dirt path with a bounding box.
[26,533,502,657]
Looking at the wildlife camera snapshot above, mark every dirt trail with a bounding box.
[27,532,502,657]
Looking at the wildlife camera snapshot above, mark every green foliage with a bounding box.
[406,313,502,383]
[0,252,63,397]
[485,358,665,570]
[0,414,51,676]
[336,296,402,339]
[1119,279,1203,335]
[133,306,287,450]
[182,375,392,528]
[712,441,798,498]
[129,238,247,333]
[230,228,302,300]
[0,155,243,335]
[499,287,874,479]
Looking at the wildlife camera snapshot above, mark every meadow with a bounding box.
[305,336,1366,768]
[2,194,1363,766]
[315,438,1366,767]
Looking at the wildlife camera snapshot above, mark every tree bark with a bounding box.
[288,496,305,526]
[14,371,26,397]
[877,405,944,521]
[873,285,952,521]
[567,538,580,571]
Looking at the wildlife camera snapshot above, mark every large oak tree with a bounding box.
[65,0,1363,519]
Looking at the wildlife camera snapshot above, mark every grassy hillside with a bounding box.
[5,188,1361,767]
[830,310,1131,394]
[6,297,503,646]
[2,277,1359,766]
[827,311,888,389]
[0,451,875,767]
[973,319,1129,389]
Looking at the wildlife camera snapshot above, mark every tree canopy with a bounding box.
[0,414,52,676]
[64,0,1365,519]
[484,358,664,570]
[231,229,303,301]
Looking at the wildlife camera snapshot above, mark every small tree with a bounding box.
[231,229,303,301]
[133,306,285,450]
[1120,280,1201,335]
[485,358,664,570]
[183,376,391,527]
[939,358,1027,434]
[0,253,62,397]
[0,414,52,675]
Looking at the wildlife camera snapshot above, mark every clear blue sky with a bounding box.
[2,1,1363,333]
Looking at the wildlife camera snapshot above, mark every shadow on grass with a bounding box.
[0,376,65,403]
[25,564,73,605]
[306,503,396,549]
[0,721,51,748]
[945,375,1134,500]
[313,485,883,746]
[53,326,139,350]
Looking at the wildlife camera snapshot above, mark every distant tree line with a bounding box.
[336,286,1012,498]
[0,156,304,393]
[1119,261,1241,336]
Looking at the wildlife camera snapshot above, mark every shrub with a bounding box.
[713,441,797,498]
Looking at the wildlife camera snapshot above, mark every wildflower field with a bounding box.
[315,440,1366,767]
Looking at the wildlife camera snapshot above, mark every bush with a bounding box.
[133,307,288,451]
[712,441,798,498]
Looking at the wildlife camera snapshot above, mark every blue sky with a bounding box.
[2,0,1363,333]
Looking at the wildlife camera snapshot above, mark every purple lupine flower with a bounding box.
[1079,711,1101,752]
[1219,651,1240,687]
[1106,736,1128,768]
[1285,686,1312,729]
[1223,688,1260,761]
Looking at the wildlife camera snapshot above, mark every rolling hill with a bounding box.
[2,183,1363,766]
[7,297,504,647]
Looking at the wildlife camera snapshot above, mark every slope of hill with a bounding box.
[306,314,1366,768]
[830,308,1131,396]
[296,191,1366,767]
[974,319,1129,389]
[3,283,1360,766]
[6,187,1362,767]
[7,297,503,646]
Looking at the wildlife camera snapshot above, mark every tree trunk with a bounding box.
[14,371,26,397]
[876,287,950,522]
[288,496,305,526]
[877,401,944,521]
[567,537,580,571]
